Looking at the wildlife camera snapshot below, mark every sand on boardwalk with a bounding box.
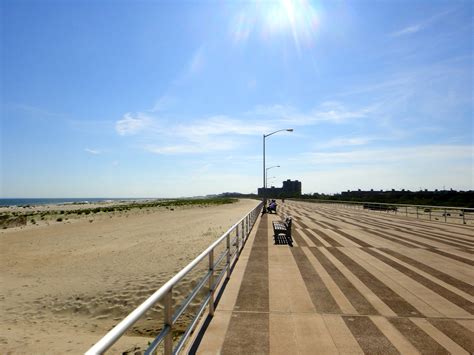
[0,198,259,354]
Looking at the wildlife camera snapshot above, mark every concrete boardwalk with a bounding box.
[194,200,473,354]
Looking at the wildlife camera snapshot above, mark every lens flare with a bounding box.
[230,0,321,52]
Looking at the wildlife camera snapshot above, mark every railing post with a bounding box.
[444,209,447,223]
[429,209,431,220]
[226,233,231,279]
[406,206,408,216]
[416,206,419,219]
[208,250,215,316]
[164,289,173,355]
[236,223,240,252]
[462,210,465,224]
[246,215,249,236]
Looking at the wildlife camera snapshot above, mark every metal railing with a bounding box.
[86,202,263,355]
[294,199,474,225]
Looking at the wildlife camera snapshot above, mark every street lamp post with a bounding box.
[265,165,280,198]
[266,176,276,187]
[262,129,293,210]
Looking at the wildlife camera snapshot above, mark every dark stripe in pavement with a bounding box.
[318,220,341,230]
[292,228,309,247]
[221,215,269,353]
[321,214,423,249]
[233,215,269,312]
[313,220,332,230]
[304,215,340,230]
[342,316,399,354]
[391,229,472,249]
[309,247,378,315]
[363,248,474,314]
[428,248,474,266]
[411,230,474,247]
[295,220,312,230]
[331,229,372,247]
[363,228,420,248]
[334,213,455,247]
[365,224,462,252]
[428,318,474,353]
[388,318,449,355]
[327,248,423,317]
[345,215,473,248]
[301,229,325,247]
[221,312,269,354]
[290,247,341,313]
[310,229,343,247]
[369,228,441,250]
[389,317,449,355]
[380,248,474,296]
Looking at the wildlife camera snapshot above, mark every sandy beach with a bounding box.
[0,198,259,354]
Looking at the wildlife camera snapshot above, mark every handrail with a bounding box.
[292,199,473,224]
[292,198,474,210]
[86,201,263,355]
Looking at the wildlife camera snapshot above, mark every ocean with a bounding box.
[0,198,142,207]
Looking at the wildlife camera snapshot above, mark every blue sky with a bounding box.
[1,0,472,197]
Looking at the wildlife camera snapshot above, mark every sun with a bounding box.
[231,0,321,51]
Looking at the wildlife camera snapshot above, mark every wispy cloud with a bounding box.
[142,115,270,155]
[9,103,65,120]
[391,24,423,37]
[318,136,377,148]
[171,46,207,87]
[300,145,472,165]
[84,148,100,155]
[151,95,178,112]
[115,99,382,155]
[145,140,237,155]
[251,101,376,125]
[390,7,456,37]
[174,115,270,138]
[189,46,205,74]
[115,113,152,136]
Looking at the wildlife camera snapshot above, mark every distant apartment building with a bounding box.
[258,179,302,198]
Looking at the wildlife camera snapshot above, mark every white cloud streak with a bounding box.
[390,7,456,37]
[319,136,376,148]
[391,24,423,37]
[301,145,473,165]
[292,144,473,193]
[114,100,381,155]
[84,148,100,155]
[251,101,375,126]
[145,140,237,155]
[174,116,270,138]
[115,113,152,136]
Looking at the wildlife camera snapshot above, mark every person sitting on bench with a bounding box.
[266,200,277,213]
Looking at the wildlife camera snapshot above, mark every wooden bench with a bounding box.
[272,217,292,246]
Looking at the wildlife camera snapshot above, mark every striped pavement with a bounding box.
[195,200,473,354]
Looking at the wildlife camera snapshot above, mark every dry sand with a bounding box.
[0,199,259,354]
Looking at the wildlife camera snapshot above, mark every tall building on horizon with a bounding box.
[257,179,302,198]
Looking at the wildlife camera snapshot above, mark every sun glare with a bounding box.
[231,0,321,51]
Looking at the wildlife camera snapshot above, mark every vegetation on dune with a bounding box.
[0,198,239,228]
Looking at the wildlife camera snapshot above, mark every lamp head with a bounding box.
[286,129,294,132]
